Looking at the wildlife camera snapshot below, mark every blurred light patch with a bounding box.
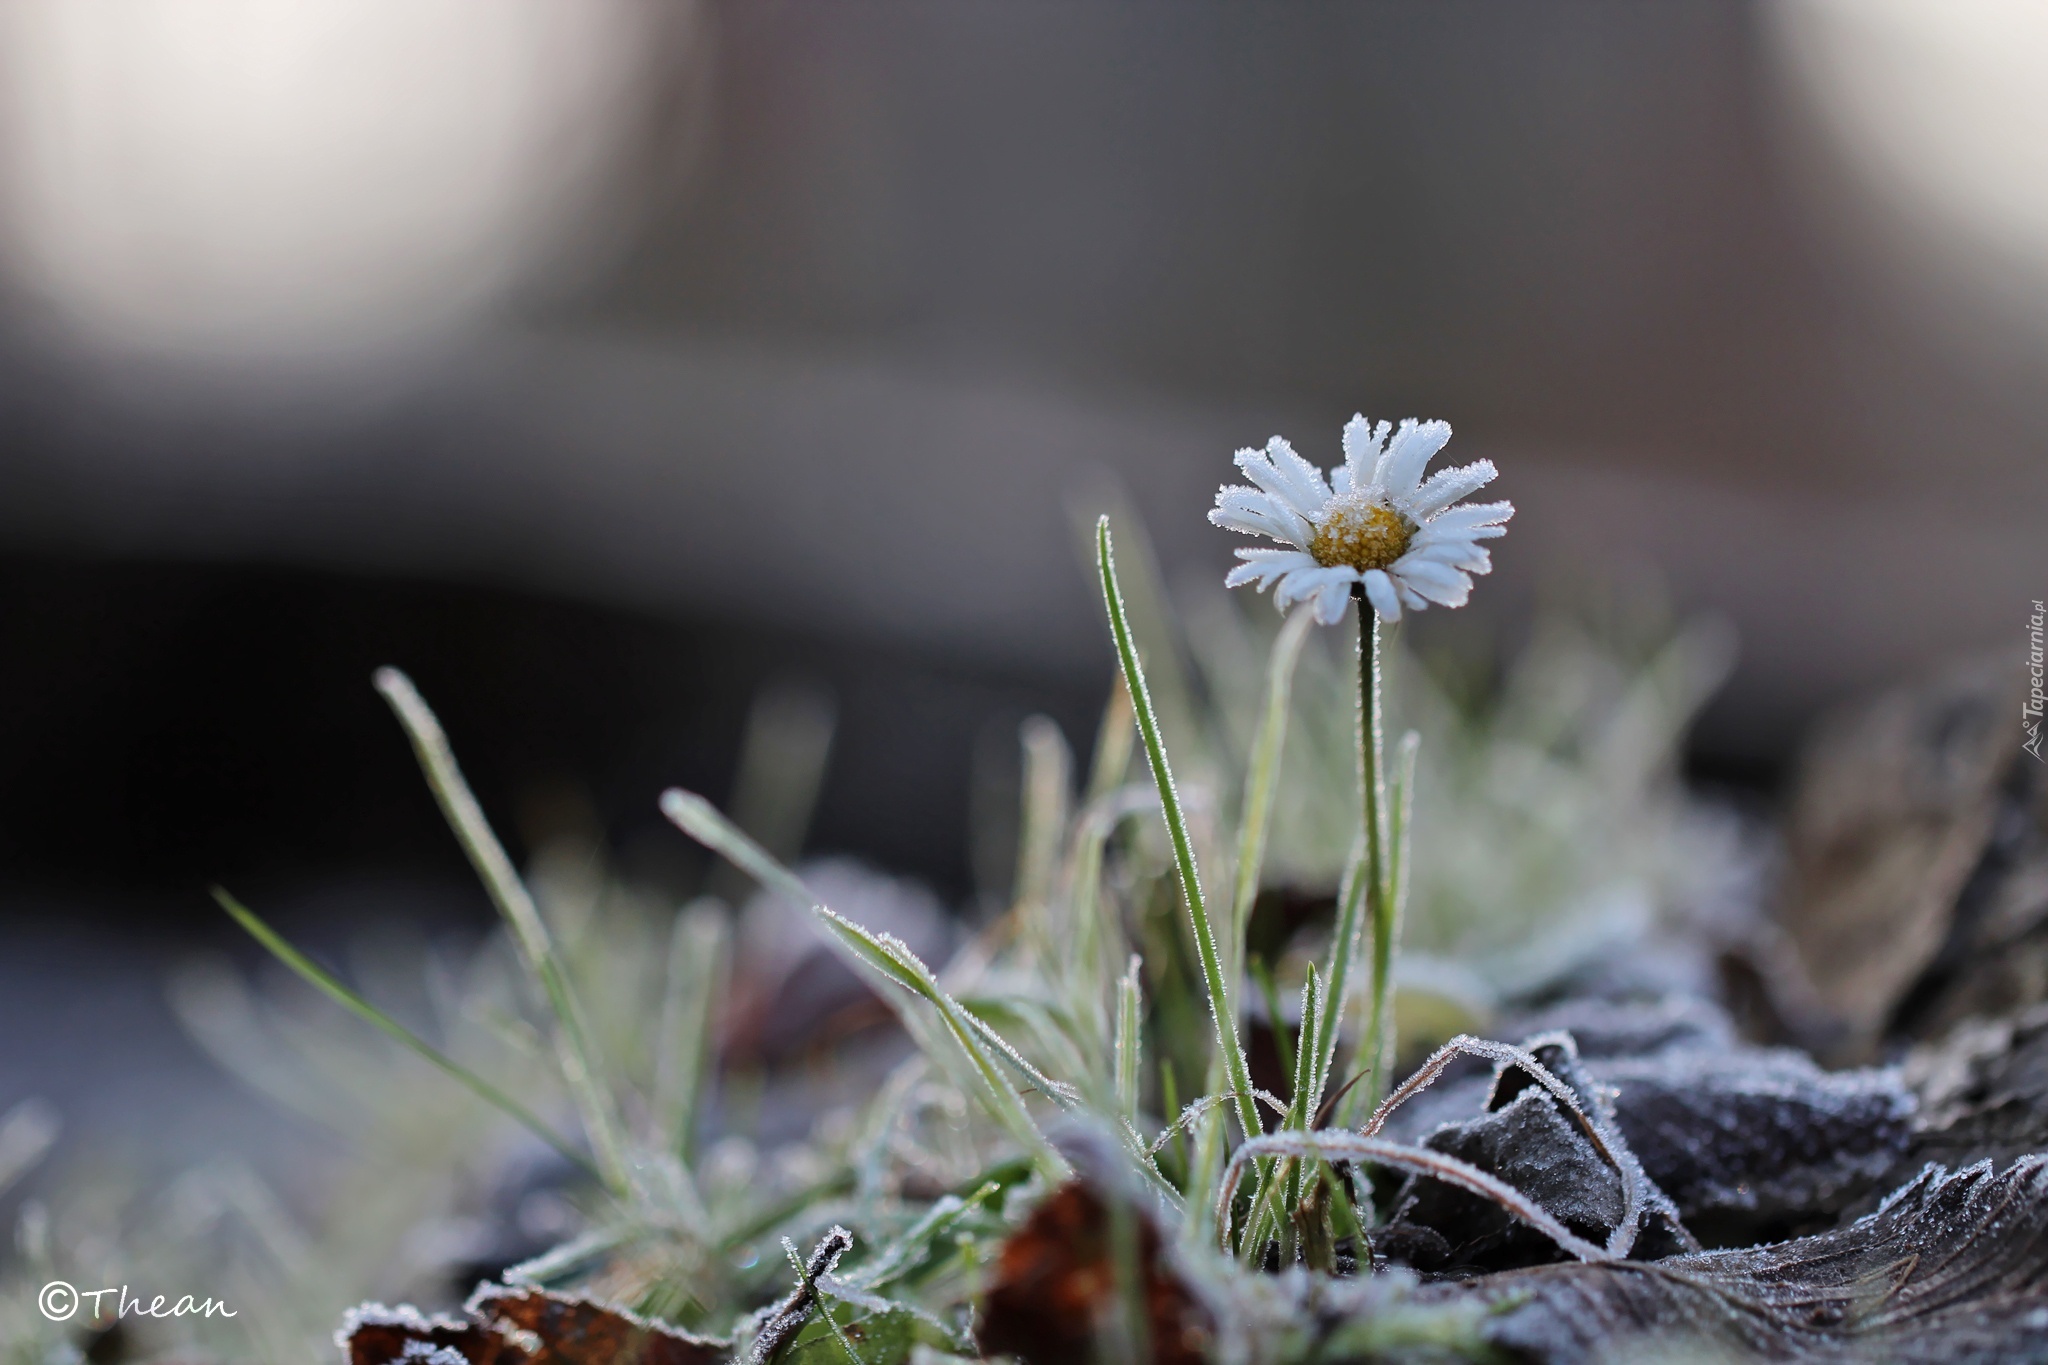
[0,0,674,368]
[1769,0,2048,342]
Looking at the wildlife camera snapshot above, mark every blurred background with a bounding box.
[0,0,2042,1186]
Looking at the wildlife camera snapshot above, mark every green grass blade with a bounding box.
[1323,1161,1370,1264]
[0,1100,58,1200]
[1157,1058,1184,1177]
[1252,955,1293,1083]
[372,669,630,1194]
[724,679,837,865]
[842,1181,1001,1292]
[211,887,606,1188]
[1289,965,1323,1128]
[1096,516,1260,1149]
[1084,678,1136,804]
[1014,716,1071,915]
[655,898,728,1164]
[1227,606,1313,1000]
[1114,954,1143,1127]
[1062,787,1148,1062]
[1274,964,1326,1253]
[1181,1057,1228,1248]
[1064,806,1115,1057]
[661,788,1067,1181]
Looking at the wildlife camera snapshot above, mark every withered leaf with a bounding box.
[338,1286,724,1365]
[1778,658,2026,1057]
[338,1304,517,1365]
[471,1286,726,1365]
[976,1180,1211,1365]
[1414,1156,2048,1362]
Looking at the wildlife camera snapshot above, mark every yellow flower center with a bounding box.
[1309,494,1413,572]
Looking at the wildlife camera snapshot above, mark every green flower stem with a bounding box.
[1369,730,1420,1113]
[1349,612,1401,1116]
[1364,609,1393,1104]
[1096,517,1261,1152]
[1306,608,1381,1119]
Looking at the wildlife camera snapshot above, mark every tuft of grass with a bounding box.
[0,519,1737,1362]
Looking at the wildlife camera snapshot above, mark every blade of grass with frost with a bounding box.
[957,994,1092,1107]
[1288,965,1323,1130]
[1302,840,1361,1114]
[1158,1058,1183,1174]
[1063,787,1150,1056]
[1073,490,1202,772]
[1085,678,1136,803]
[841,1180,1003,1293]
[373,668,629,1194]
[1104,1194,1151,1365]
[1013,716,1071,978]
[1252,955,1294,1083]
[1097,517,1260,1150]
[705,679,835,915]
[1114,954,1143,1126]
[1181,1056,1228,1248]
[1220,1130,1612,1265]
[1064,808,1114,1057]
[1227,605,1314,999]
[1250,964,1324,1259]
[1014,716,1070,914]
[1289,968,1329,1231]
[656,900,728,1164]
[726,680,838,866]
[1323,1160,1369,1262]
[211,888,608,1188]
[661,789,1067,1181]
[0,1100,58,1199]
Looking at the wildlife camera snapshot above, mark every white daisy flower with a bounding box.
[1209,415,1513,626]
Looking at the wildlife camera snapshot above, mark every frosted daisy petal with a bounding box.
[1272,438,1334,510]
[1233,546,1317,566]
[1275,565,1351,613]
[1413,521,1509,546]
[1313,576,1353,625]
[1408,539,1492,574]
[1393,558,1472,607]
[1373,419,1452,499]
[1233,441,1326,523]
[1225,548,1316,589]
[1405,459,1498,519]
[1341,415,1390,494]
[1210,506,1302,547]
[1362,569,1402,622]
[1211,489,1311,548]
[1420,500,1514,534]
